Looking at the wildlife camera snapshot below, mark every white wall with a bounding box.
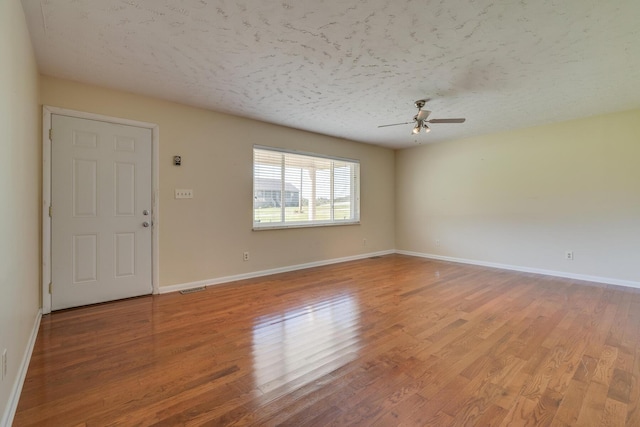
[0,0,41,424]
[40,76,396,288]
[396,109,640,285]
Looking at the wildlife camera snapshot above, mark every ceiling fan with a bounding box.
[378,99,466,134]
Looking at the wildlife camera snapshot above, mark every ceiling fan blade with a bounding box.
[377,122,412,128]
[427,118,466,124]
[416,110,431,121]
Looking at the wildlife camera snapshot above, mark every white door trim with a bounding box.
[42,105,160,314]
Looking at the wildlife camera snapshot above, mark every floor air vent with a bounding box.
[179,286,206,295]
[369,256,382,259]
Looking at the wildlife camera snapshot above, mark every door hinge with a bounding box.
[49,128,53,140]
[49,206,52,217]
[49,282,52,294]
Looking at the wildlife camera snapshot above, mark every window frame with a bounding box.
[253,145,361,230]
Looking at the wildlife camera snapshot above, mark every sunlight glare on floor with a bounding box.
[251,293,362,398]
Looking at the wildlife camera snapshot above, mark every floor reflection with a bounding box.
[252,293,361,396]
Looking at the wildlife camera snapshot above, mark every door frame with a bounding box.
[42,105,160,314]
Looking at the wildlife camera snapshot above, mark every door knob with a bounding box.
[142,221,150,227]
[143,210,150,215]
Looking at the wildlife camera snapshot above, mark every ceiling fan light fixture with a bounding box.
[412,122,421,134]
[423,124,431,133]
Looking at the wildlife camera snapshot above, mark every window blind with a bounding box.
[253,146,360,229]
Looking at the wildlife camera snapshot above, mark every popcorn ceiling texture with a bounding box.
[21,0,640,147]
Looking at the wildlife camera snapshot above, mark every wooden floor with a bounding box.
[14,255,640,426]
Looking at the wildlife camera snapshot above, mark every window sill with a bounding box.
[253,221,360,231]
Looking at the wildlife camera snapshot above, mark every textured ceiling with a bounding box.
[21,0,640,148]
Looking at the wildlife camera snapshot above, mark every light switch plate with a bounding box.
[175,189,193,199]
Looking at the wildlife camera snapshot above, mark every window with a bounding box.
[253,146,360,229]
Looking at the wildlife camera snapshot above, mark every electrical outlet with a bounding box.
[243,251,250,261]
[565,251,574,260]
[436,239,440,247]
[175,189,193,199]
[363,238,367,247]
[2,349,6,381]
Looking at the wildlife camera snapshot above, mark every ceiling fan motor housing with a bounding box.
[414,99,428,109]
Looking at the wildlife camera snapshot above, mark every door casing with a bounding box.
[42,105,160,314]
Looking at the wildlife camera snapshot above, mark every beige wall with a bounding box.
[0,0,40,422]
[396,109,640,283]
[40,76,396,287]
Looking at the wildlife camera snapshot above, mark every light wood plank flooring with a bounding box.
[14,255,640,426]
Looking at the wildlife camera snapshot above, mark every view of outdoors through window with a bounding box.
[253,147,360,228]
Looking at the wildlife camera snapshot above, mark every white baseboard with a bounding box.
[159,250,395,294]
[1,309,42,427]
[161,248,640,294]
[396,250,640,289]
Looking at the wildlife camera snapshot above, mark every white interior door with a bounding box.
[51,114,152,310]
